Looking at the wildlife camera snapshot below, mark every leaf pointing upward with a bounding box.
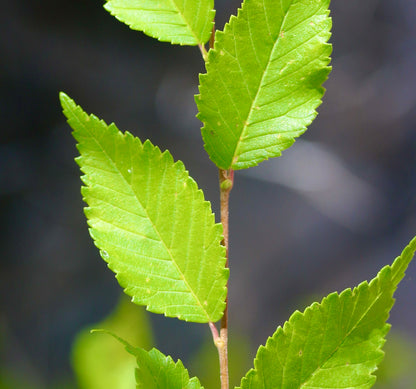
[60,93,228,323]
[237,237,416,389]
[197,0,332,170]
[104,0,215,46]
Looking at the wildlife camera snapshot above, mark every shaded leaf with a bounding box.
[60,93,228,323]
[237,237,416,389]
[72,296,153,389]
[104,0,215,46]
[135,348,204,389]
[89,331,204,388]
[90,329,142,358]
[197,0,332,169]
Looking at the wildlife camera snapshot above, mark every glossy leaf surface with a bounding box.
[60,93,228,323]
[237,237,416,389]
[197,0,332,169]
[104,0,215,45]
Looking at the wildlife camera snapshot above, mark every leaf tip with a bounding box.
[59,91,69,102]
[59,91,74,111]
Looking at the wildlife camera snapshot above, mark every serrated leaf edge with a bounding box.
[236,236,416,388]
[197,0,332,170]
[60,92,228,323]
[104,0,215,46]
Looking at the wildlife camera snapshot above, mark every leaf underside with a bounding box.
[197,0,332,170]
[60,93,228,323]
[104,0,215,46]
[135,348,204,389]
[237,237,416,389]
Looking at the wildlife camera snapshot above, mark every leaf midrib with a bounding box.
[168,0,203,44]
[231,1,327,168]
[71,107,212,321]
[108,0,208,44]
[231,0,293,167]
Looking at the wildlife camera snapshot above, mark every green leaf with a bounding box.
[237,237,416,389]
[60,92,228,323]
[197,0,332,170]
[72,296,153,389]
[90,329,142,358]
[104,0,215,46]
[81,331,205,388]
[135,347,204,389]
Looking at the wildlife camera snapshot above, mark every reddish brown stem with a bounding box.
[209,23,216,50]
[212,168,234,389]
[203,20,231,389]
[199,20,215,61]
[198,43,208,61]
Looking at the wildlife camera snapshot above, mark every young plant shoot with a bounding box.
[61,0,415,388]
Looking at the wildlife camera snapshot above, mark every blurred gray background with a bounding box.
[1,0,416,387]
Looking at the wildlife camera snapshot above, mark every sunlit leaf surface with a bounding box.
[197,0,332,169]
[61,93,228,323]
[237,237,416,389]
[104,0,214,45]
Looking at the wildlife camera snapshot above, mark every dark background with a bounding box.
[1,0,416,387]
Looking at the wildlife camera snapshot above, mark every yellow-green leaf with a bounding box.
[61,93,228,323]
[197,0,332,169]
[104,0,215,46]
[237,237,416,389]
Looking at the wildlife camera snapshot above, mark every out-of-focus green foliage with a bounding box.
[374,331,416,388]
[0,371,37,389]
[72,295,153,389]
